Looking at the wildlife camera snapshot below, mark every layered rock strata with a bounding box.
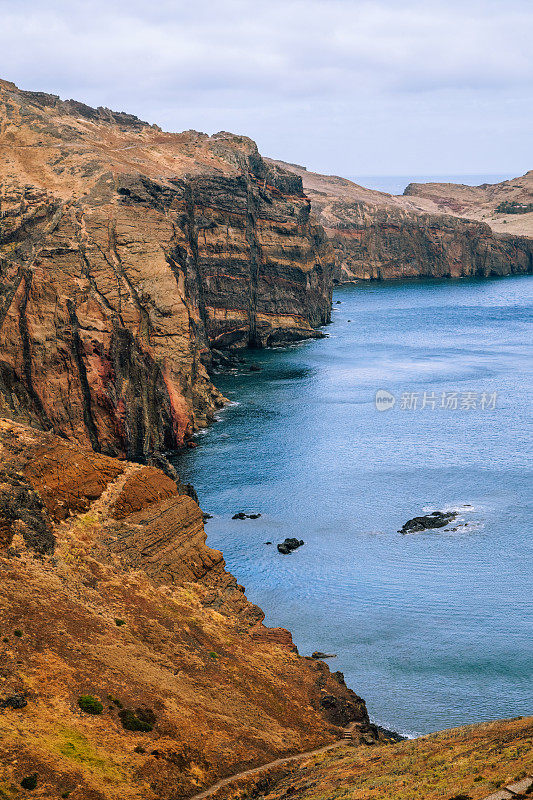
[0,79,334,457]
[0,418,370,800]
[269,161,533,282]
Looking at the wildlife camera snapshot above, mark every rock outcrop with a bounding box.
[0,418,369,800]
[268,161,533,282]
[0,79,334,458]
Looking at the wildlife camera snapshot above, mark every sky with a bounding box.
[0,0,531,176]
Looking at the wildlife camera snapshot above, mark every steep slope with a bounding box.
[237,717,533,800]
[0,418,372,800]
[269,161,533,282]
[0,80,334,458]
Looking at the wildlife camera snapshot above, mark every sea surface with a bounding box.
[172,276,533,738]
[347,174,512,196]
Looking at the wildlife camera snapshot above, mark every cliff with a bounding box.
[0,418,372,800]
[0,79,334,458]
[268,161,533,282]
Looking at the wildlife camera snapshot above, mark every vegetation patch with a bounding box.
[119,708,155,732]
[78,695,103,715]
[20,774,38,790]
[495,200,533,214]
[54,729,123,781]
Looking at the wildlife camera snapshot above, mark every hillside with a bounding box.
[0,418,375,800]
[268,160,533,282]
[206,717,532,800]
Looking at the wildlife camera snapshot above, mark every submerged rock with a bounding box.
[398,510,458,534]
[277,537,304,554]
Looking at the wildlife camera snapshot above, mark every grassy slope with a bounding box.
[260,717,533,800]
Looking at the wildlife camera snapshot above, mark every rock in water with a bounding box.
[277,538,305,554]
[232,512,261,520]
[398,511,458,534]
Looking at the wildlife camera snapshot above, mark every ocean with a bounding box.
[172,275,532,738]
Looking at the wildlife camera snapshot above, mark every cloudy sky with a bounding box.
[1,0,531,176]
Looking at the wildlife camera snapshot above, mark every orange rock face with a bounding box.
[0,81,334,457]
[270,160,533,282]
[0,419,369,799]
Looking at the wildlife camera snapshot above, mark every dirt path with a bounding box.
[189,724,358,800]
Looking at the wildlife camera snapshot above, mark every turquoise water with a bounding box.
[172,276,533,737]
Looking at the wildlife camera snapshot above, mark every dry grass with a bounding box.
[261,717,533,800]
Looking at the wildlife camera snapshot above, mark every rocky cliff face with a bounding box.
[0,80,334,457]
[0,418,370,800]
[269,161,533,282]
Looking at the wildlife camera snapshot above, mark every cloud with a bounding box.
[0,0,531,174]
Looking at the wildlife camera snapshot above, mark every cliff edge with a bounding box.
[268,160,533,282]
[0,80,334,458]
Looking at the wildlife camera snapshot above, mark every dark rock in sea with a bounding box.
[249,363,262,372]
[398,510,458,534]
[374,724,407,743]
[311,651,337,659]
[336,300,342,304]
[0,694,27,709]
[248,513,261,519]
[202,513,213,522]
[265,541,272,545]
[277,538,304,554]
[232,512,261,520]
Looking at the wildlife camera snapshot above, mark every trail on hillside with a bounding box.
[189,724,359,800]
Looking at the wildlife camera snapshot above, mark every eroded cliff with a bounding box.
[0,80,334,457]
[269,161,533,282]
[0,418,371,800]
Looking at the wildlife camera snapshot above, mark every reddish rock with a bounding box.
[0,81,334,458]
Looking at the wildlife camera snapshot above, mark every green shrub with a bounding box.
[114,619,126,626]
[20,774,38,790]
[13,630,22,638]
[78,695,104,715]
[119,708,155,732]
[495,200,533,215]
